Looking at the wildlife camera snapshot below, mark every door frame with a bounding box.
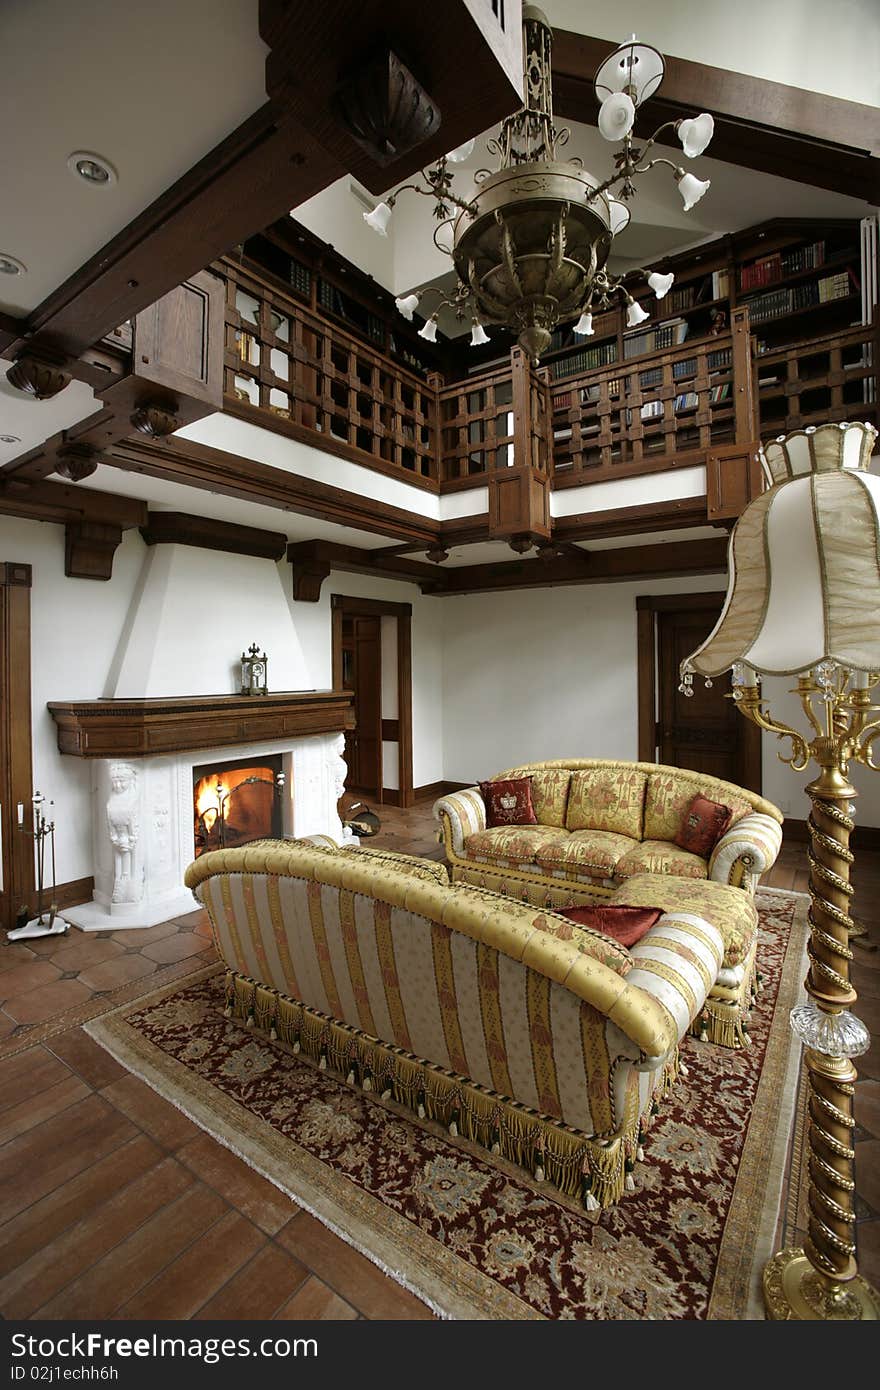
[636,592,762,794]
[0,562,35,931]
[331,594,414,808]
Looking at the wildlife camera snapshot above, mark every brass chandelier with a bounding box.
[363,6,716,363]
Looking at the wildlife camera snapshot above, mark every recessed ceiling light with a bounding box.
[0,253,26,276]
[67,151,117,187]
[0,435,22,445]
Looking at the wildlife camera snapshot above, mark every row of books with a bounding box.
[739,241,828,291]
[744,270,857,323]
[549,340,618,380]
[623,318,689,360]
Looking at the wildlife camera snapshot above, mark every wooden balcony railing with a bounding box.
[549,308,754,487]
[213,258,878,518]
[752,320,878,436]
[437,349,550,487]
[222,259,438,485]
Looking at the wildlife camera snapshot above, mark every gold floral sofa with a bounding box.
[434,760,784,1049]
[184,838,724,1210]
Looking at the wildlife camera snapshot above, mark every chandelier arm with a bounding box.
[628,121,683,167]
[630,155,681,177]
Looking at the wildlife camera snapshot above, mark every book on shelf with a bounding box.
[707,347,732,371]
[623,318,688,360]
[779,240,825,276]
[711,269,730,299]
[640,399,665,420]
[709,383,730,404]
[744,268,857,323]
[739,253,782,292]
[674,391,699,412]
[550,339,617,379]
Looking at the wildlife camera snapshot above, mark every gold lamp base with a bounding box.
[763,1249,880,1320]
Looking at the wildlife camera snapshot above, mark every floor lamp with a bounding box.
[680,421,879,1320]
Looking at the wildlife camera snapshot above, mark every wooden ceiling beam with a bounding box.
[552,30,880,201]
[105,436,440,547]
[0,478,147,529]
[4,2,520,370]
[140,511,288,561]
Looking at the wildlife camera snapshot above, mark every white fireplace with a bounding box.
[65,730,353,931]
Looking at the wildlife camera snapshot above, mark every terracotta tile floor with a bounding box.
[0,792,876,1319]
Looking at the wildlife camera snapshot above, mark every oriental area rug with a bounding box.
[86,889,808,1320]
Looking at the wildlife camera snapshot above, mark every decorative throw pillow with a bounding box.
[674,794,732,857]
[557,903,663,948]
[479,777,537,828]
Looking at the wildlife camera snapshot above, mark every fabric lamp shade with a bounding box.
[684,423,880,680]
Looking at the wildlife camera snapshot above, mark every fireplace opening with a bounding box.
[193,754,284,857]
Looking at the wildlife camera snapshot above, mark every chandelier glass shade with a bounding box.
[363,7,716,362]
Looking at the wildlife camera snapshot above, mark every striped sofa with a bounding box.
[184,838,723,1210]
[434,761,784,1049]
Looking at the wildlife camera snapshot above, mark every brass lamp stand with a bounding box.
[731,665,879,1319]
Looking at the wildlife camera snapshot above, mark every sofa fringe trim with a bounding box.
[225,970,673,1210]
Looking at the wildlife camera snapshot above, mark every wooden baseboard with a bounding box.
[380,781,470,807]
[49,876,94,910]
[784,819,880,851]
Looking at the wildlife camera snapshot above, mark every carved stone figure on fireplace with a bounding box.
[107,762,142,904]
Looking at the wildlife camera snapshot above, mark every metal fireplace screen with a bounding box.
[192,754,283,857]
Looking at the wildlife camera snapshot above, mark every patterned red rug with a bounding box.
[87,889,808,1319]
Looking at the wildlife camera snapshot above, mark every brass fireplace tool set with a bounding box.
[9,791,70,941]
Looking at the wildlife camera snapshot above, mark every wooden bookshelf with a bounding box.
[534,217,864,386]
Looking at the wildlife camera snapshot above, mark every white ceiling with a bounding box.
[0,0,268,316]
[578,526,728,551]
[0,363,99,462]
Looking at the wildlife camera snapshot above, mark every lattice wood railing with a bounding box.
[221,258,438,484]
[752,320,878,436]
[549,308,755,486]
[214,259,877,501]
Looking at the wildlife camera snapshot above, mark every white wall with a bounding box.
[0,517,448,885]
[440,574,880,828]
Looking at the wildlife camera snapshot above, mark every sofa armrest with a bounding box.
[433,787,486,856]
[623,912,725,1056]
[708,812,783,891]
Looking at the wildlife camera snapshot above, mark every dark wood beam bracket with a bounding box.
[64,522,124,581]
[140,511,287,561]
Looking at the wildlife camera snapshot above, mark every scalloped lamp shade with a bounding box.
[677,172,711,211]
[626,299,650,327]
[363,201,392,235]
[573,311,594,336]
[594,36,665,106]
[647,271,674,299]
[470,322,490,346]
[395,294,420,320]
[684,423,880,679]
[607,196,631,235]
[598,91,635,141]
[678,112,715,158]
[418,317,439,342]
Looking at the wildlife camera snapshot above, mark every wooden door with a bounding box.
[656,605,761,792]
[341,614,382,796]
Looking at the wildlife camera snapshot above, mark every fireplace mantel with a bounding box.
[48,690,355,758]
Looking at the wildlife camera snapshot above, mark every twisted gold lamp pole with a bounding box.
[732,665,878,1318]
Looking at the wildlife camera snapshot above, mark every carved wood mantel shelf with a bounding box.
[47,691,355,758]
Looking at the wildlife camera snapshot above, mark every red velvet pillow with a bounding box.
[674,794,732,857]
[557,903,663,947]
[479,777,537,828]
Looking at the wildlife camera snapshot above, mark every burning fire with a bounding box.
[193,765,277,855]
